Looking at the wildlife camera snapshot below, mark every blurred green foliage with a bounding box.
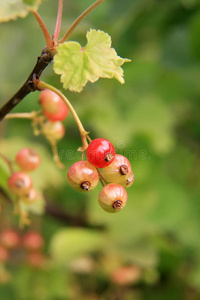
[0,0,200,299]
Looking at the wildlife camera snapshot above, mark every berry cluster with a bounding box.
[67,138,134,213]
[7,148,41,205]
[0,229,46,270]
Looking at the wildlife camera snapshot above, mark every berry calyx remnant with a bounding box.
[15,148,41,172]
[67,161,99,192]
[98,183,127,213]
[86,138,115,168]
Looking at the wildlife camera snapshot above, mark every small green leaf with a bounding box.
[53,29,130,92]
[0,0,42,23]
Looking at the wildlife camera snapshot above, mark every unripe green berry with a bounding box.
[42,121,65,141]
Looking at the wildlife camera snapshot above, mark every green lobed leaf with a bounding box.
[53,29,130,92]
[0,0,42,23]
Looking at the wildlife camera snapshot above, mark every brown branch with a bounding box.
[0,47,53,121]
[45,198,106,230]
[0,187,105,230]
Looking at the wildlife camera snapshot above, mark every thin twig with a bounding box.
[53,0,63,42]
[31,10,54,49]
[59,0,105,43]
[0,48,53,121]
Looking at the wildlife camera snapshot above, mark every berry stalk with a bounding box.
[5,111,39,120]
[37,81,89,151]
[0,153,14,174]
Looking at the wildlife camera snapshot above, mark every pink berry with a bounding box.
[16,148,41,172]
[102,154,133,187]
[0,245,9,263]
[23,231,44,252]
[98,183,127,213]
[0,229,20,249]
[39,89,68,121]
[42,120,65,141]
[86,138,115,168]
[8,172,33,197]
[111,265,141,286]
[67,161,99,192]
[26,252,46,269]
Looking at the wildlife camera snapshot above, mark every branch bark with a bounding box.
[0,187,105,230]
[0,47,53,121]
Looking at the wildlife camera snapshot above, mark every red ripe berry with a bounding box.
[42,120,65,141]
[98,183,127,213]
[0,245,9,262]
[102,154,133,187]
[8,172,32,197]
[0,229,20,249]
[39,89,68,121]
[67,161,99,192]
[86,138,115,168]
[23,231,44,252]
[15,148,41,172]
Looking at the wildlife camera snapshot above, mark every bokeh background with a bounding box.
[0,0,200,299]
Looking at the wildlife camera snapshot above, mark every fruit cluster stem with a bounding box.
[0,153,14,174]
[5,111,39,120]
[37,81,89,151]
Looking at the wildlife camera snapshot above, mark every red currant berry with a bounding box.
[0,229,20,249]
[21,189,38,204]
[0,245,9,263]
[8,172,33,197]
[67,161,99,192]
[39,89,68,121]
[102,154,132,186]
[98,183,127,213]
[86,138,115,168]
[42,120,65,141]
[26,252,46,269]
[23,231,44,252]
[111,265,141,286]
[15,148,41,172]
